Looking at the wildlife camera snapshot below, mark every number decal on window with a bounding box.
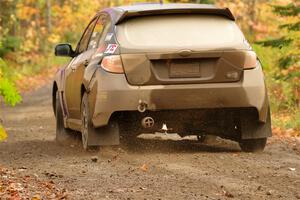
[104,44,118,54]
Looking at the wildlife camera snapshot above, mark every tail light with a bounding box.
[100,55,124,74]
[244,51,257,69]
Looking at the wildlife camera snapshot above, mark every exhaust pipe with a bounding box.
[141,117,155,129]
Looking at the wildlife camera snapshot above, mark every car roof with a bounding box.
[101,3,235,24]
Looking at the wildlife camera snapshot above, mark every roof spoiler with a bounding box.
[115,7,235,24]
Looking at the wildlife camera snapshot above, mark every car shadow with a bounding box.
[120,136,241,154]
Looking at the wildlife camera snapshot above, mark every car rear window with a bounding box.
[116,14,246,50]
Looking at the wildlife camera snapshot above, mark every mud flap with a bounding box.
[88,121,120,146]
[240,109,272,139]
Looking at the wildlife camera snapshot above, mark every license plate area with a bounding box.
[169,60,201,78]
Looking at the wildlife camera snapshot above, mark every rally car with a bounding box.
[53,3,272,152]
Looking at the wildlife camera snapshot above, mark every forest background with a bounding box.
[0,0,299,139]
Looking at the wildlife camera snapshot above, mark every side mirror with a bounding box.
[55,43,75,57]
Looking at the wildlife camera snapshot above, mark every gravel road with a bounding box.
[1,85,300,200]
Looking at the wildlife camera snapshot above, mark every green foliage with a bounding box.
[279,55,298,69]
[279,21,300,31]
[257,2,299,69]
[0,36,21,57]
[195,0,215,4]
[252,44,278,71]
[272,3,300,17]
[0,78,22,107]
[256,37,292,49]
[285,110,300,130]
[63,31,82,45]
[0,58,21,106]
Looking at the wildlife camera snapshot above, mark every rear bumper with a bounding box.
[89,64,269,128]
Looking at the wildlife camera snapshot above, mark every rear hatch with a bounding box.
[116,14,252,85]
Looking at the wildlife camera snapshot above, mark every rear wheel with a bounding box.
[239,108,271,152]
[55,91,73,144]
[239,138,267,152]
[81,93,99,150]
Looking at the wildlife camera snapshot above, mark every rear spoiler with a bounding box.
[115,7,235,24]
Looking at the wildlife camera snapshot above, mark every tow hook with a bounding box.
[137,100,147,113]
[141,117,154,129]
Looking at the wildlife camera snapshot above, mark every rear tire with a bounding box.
[239,107,271,152]
[55,91,73,144]
[239,138,267,152]
[81,92,99,150]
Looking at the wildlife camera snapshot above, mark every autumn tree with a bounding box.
[257,2,300,106]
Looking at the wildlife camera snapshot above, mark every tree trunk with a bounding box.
[35,1,41,52]
[248,0,256,35]
[46,0,52,34]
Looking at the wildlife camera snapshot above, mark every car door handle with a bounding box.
[84,60,89,67]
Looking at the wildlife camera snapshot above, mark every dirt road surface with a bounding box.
[1,85,300,200]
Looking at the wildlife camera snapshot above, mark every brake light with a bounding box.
[244,51,257,69]
[100,55,124,73]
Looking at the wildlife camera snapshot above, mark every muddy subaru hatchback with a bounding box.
[53,3,272,152]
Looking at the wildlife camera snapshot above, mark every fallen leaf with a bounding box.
[140,164,148,172]
[0,125,8,141]
[31,194,41,200]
